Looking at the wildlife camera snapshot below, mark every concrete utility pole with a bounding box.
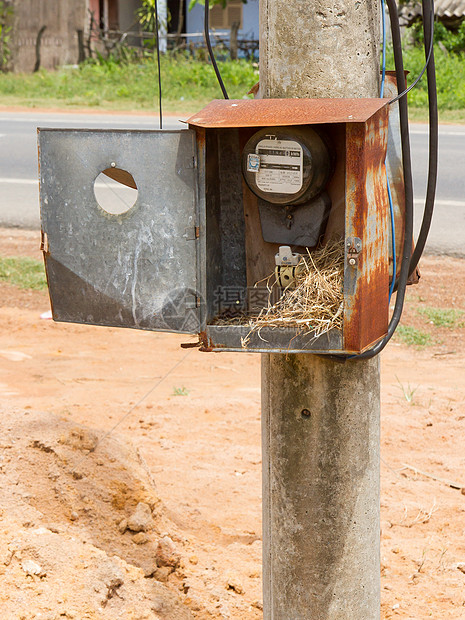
[260,2,381,619]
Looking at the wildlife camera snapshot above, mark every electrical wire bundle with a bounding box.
[358,0,438,359]
[203,0,438,359]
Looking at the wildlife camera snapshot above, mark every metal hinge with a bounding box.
[184,226,200,241]
[40,230,49,253]
[185,295,201,309]
[346,237,362,267]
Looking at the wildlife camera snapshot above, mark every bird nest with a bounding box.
[241,238,345,347]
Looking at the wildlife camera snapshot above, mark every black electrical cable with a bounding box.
[389,0,435,104]
[154,0,163,128]
[204,0,229,99]
[352,0,437,359]
[344,0,415,360]
[407,0,438,277]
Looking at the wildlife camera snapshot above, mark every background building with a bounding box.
[6,0,259,73]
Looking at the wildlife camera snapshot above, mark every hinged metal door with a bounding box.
[39,128,202,334]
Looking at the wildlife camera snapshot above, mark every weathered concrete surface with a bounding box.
[260,0,380,98]
[260,1,381,618]
[262,354,380,619]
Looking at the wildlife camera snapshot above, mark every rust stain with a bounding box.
[198,330,213,353]
[187,98,389,129]
[344,108,390,353]
[43,254,56,320]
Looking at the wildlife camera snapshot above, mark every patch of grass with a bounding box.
[386,45,465,112]
[172,386,189,396]
[0,256,47,290]
[0,47,463,118]
[0,56,259,113]
[417,306,464,328]
[395,324,432,347]
[395,375,419,404]
[408,107,465,124]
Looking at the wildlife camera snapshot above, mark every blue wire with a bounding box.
[387,171,396,301]
[381,0,396,302]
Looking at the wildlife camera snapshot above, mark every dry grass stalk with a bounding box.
[391,501,438,529]
[242,238,345,347]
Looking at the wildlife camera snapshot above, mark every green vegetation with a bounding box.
[0,256,47,290]
[395,324,432,347]
[386,45,465,112]
[0,32,462,118]
[395,376,419,404]
[172,386,190,396]
[0,56,259,113]
[409,19,465,55]
[417,306,464,328]
[0,0,14,72]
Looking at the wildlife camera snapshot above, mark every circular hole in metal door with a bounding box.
[94,167,138,215]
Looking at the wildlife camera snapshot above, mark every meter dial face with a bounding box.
[253,138,304,195]
[242,126,333,206]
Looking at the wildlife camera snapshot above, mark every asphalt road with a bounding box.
[0,110,463,256]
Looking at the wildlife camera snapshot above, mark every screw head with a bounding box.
[349,258,356,266]
[110,162,116,168]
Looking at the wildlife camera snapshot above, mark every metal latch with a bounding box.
[346,237,362,267]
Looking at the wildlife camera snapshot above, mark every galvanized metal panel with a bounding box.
[187,98,389,129]
[39,128,201,334]
[205,325,342,353]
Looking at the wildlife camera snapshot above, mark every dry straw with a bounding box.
[242,238,345,347]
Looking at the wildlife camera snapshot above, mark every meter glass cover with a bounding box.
[255,138,303,194]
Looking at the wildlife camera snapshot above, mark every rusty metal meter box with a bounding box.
[39,98,391,354]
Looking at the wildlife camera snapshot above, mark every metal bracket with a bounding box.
[346,237,362,267]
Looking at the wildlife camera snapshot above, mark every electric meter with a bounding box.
[242,126,333,206]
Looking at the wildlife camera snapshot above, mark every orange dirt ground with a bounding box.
[1,227,465,619]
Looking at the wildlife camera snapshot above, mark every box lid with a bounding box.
[186,98,389,128]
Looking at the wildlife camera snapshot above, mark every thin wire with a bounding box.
[389,0,435,104]
[73,348,193,467]
[97,177,136,210]
[345,16,395,360]
[387,171,396,301]
[154,0,163,128]
[204,0,229,99]
[382,0,396,303]
[342,0,415,361]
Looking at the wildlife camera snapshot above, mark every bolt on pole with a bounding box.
[260,2,382,619]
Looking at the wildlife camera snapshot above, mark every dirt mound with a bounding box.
[0,409,192,619]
